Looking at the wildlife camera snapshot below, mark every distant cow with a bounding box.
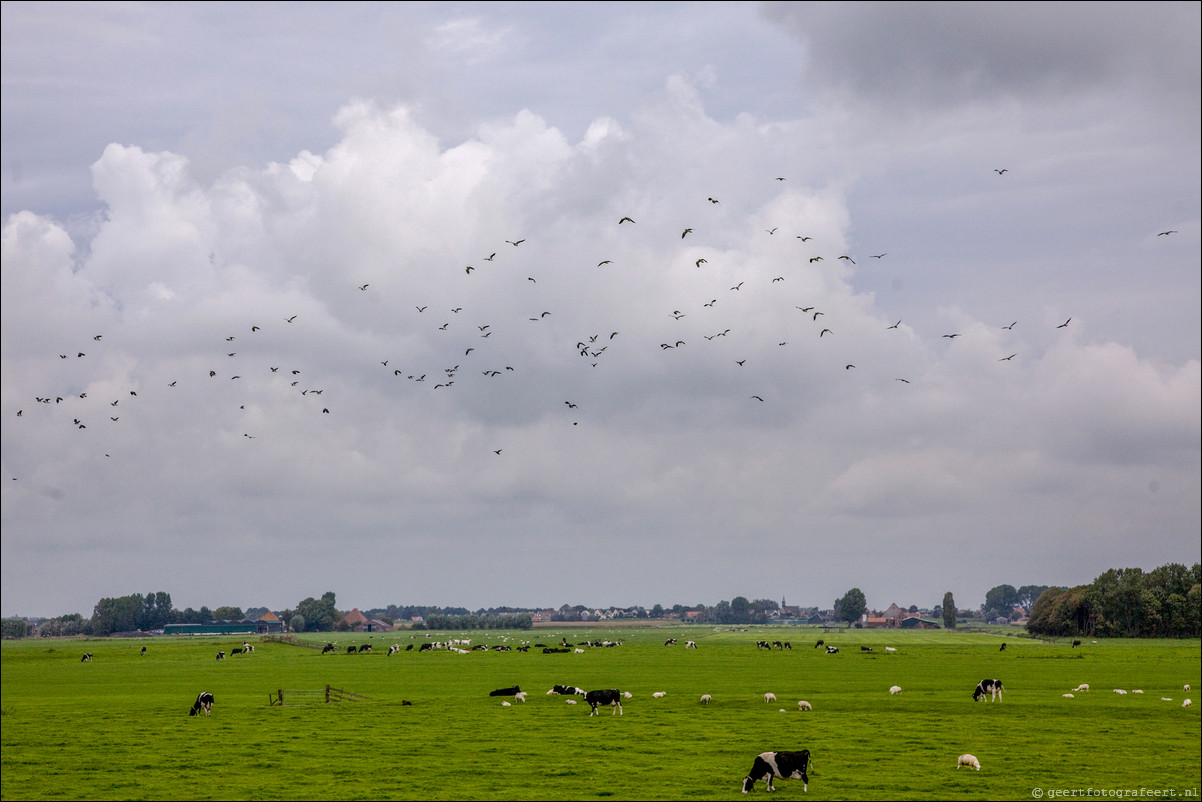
[489,686,521,697]
[322,643,336,654]
[231,648,244,656]
[81,653,93,662]
[741,750,811,793]
[826,646,839,654]
[189,691,215,717]
[685,640,697,649]
[999,643,1007,651]
[861,646,873,652]
[388,644,400,656]
[547,685,585,696]
[664,638,677,646]
[973,679,1004,702]
[814,640,824,649]
[585,689,623,716]
[140,646,147,656]
[358,644,372,653]
[347,646,357,654]
[215,651,225,661]
[1072,640,1082,648]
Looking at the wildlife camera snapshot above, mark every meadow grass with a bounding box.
[2,627,1199,800]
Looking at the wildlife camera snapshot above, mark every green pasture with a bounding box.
[2,627,1199,800]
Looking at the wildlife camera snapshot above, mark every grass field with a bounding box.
[2,626,1199,800]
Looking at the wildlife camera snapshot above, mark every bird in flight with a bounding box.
[838,255,855,264]
[888,320,901,329]
[681,228,693,238]
[999,354,1017,361]
[416,306,427,312]
[942,333,960,339]
[809,256,823,263]
[696,258,707,267]
[995,169,1008,175]
[484,253,496,261]
[1158,230,1177,236]
[766,228,777,235]
[772,276,784,283]
[465,266,474,273]
[1057,318,1071,328]
[506,239,525,246]
[819,329,832,337]
[359,284,369,290]
[707,197,720,204]
[896,378,910,383]
[845,364,855,370]
[750,395,764,402]
[797,236,812,242]
[284,315,297,323]
[597,260,612,266]
[731,282,743,291]
[1003,321,1016,330]
[871,253,888,259]
[619,217,635,224]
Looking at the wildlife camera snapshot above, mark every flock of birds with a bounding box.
[11,170,1182,469]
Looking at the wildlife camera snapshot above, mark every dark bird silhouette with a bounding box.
[730,282,743,291]
[766,228,777,235]
[322,408,329,414]
[736,360,746,366]
[168,381,176,387]
[506,239,525,246]
[797,306,814,312]
[707,198,720,204]
[251,325,260,332]
[750,395,764,402]
[888,320,901,329]
[809,256,823,263]
[465,266,474,273]
[995,169,1007,175]
[359,284,369,290]
[284,315,297,323]
[772,276,784,282]
[681,228,693,238]
[776,177,786,181]
[999,354,1017,361]
[896,378,910,383]
[209,371,217,377]
[797,236,812,241]
[696,258,707,267]
[597,261,612,266]
[845,364,855,370]
[619,217,635,224]
[226,336,235,341]
[494,450,502,455]
[820,329,832,337]
[93,335,102,341]
[942,334,959,339]
[565,401,577,408]
[1158,230,1178,236]
[838,255,855,264]
[812,312,824,320]
[416,306,427,312]
[1003,321,1016,330]
[871,253,887,259]
[1057,318,1071,328]
[484,252,496,261]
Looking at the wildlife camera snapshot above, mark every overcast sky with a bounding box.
[2,2,1199,619]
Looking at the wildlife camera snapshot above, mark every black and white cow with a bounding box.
[547,685,585,696]
[387,644,400,656]
[741,750,811,793]
[973,678,1004,702]
[189,692,215,717]
[215,651,226,661]
[585,689,623,716]
[489,685,521,697]
[81,653,93,662]
[825,646,839,654]
[347,645,357,654]
[322,643,336,654]
[140,646,147,656]
[358,644,372,653]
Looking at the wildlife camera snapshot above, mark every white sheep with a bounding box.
[889,685,902,695]
[1132,689,1143,694]
[1073,684,1090,692]
[1185,684,1191,691]
[501,701,511,707]
[514,692,527,703]
[764,692,777,703]
[565,699,577,705]
[652,691,667,698]
[699,694,712,704]
[1184,699,1192,708]
[1062,693,1074,698]
[797,700,812,711]
[1113,689,1128,694]
[623,691,632,698]
[957,754,981,771]
[885,646,897,653]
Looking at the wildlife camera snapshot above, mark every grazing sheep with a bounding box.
[623,691,633,698]
[1062,693,1075,698]
[889,685,902,695]
[1185,684,1191,691]
[565,699,577,705]
[764,692,777,703]
[1162,697,1173,701]
[957,754,981,771]
[797,700,812,711]
[1133,689,1144,694]
[652,691,667,698]
[1114,689,1128,695]
[700,694,712,704]
[1184,699,1192,708]
[1073,684,1090,692]
[514,692,527,703]
[885,646,896,653]
[501,701,511,707]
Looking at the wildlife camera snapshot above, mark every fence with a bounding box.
[268,685,372,706]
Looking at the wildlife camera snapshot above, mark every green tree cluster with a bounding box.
[1027,563,1200,638]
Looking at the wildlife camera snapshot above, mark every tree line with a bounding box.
[1026,563,1200,638]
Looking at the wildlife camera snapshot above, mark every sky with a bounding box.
[2,2,1199,620]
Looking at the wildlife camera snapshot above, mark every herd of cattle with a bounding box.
[71,634,1194,793]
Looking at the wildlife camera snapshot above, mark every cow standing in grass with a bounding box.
[189,692,215,717]
[741,750,811,793]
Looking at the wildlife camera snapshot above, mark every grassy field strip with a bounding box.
[2,629,1198,800]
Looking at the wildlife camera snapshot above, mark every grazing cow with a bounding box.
[973,679,1004,702]
[700,694,712,704]
[797,700,812,711]
[1114,689,1128,695]
[489,686,521,697]
[1073,684,1090,692]
[216,651,225,661]
[773,641,783,650]
[585,689,623,716]
[741,750,811,793]
[664,638,678,646]
[387,644,400,656]
[685,640,697,649]
[189,692,215,717]
[231,648,244,656]
[322,643,336,654]
[889,685,902,695]
[547,685,585,696]
[783,642,792,650]
[1072,640,1082,648]
[757,641,771,650]
[957,754,980,771]
[825,646,839,654]
[861,646,873,652]
[814,640,824,649]
[347,646,357,654]
[140,646,147,656]
[764,692,777,703]
[405,644,414,651]
[81,653,93,662]
[358,644,372,653]
[999,643,1007,651]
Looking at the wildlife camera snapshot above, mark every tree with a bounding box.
[982,584,1019,621]
[942,592,957,629]
[650,604,664,619]
[835,588,867,624]
[2,618,29,639]
[289,614,306,633]
[212,606,244,622]
[730,596,751,624]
